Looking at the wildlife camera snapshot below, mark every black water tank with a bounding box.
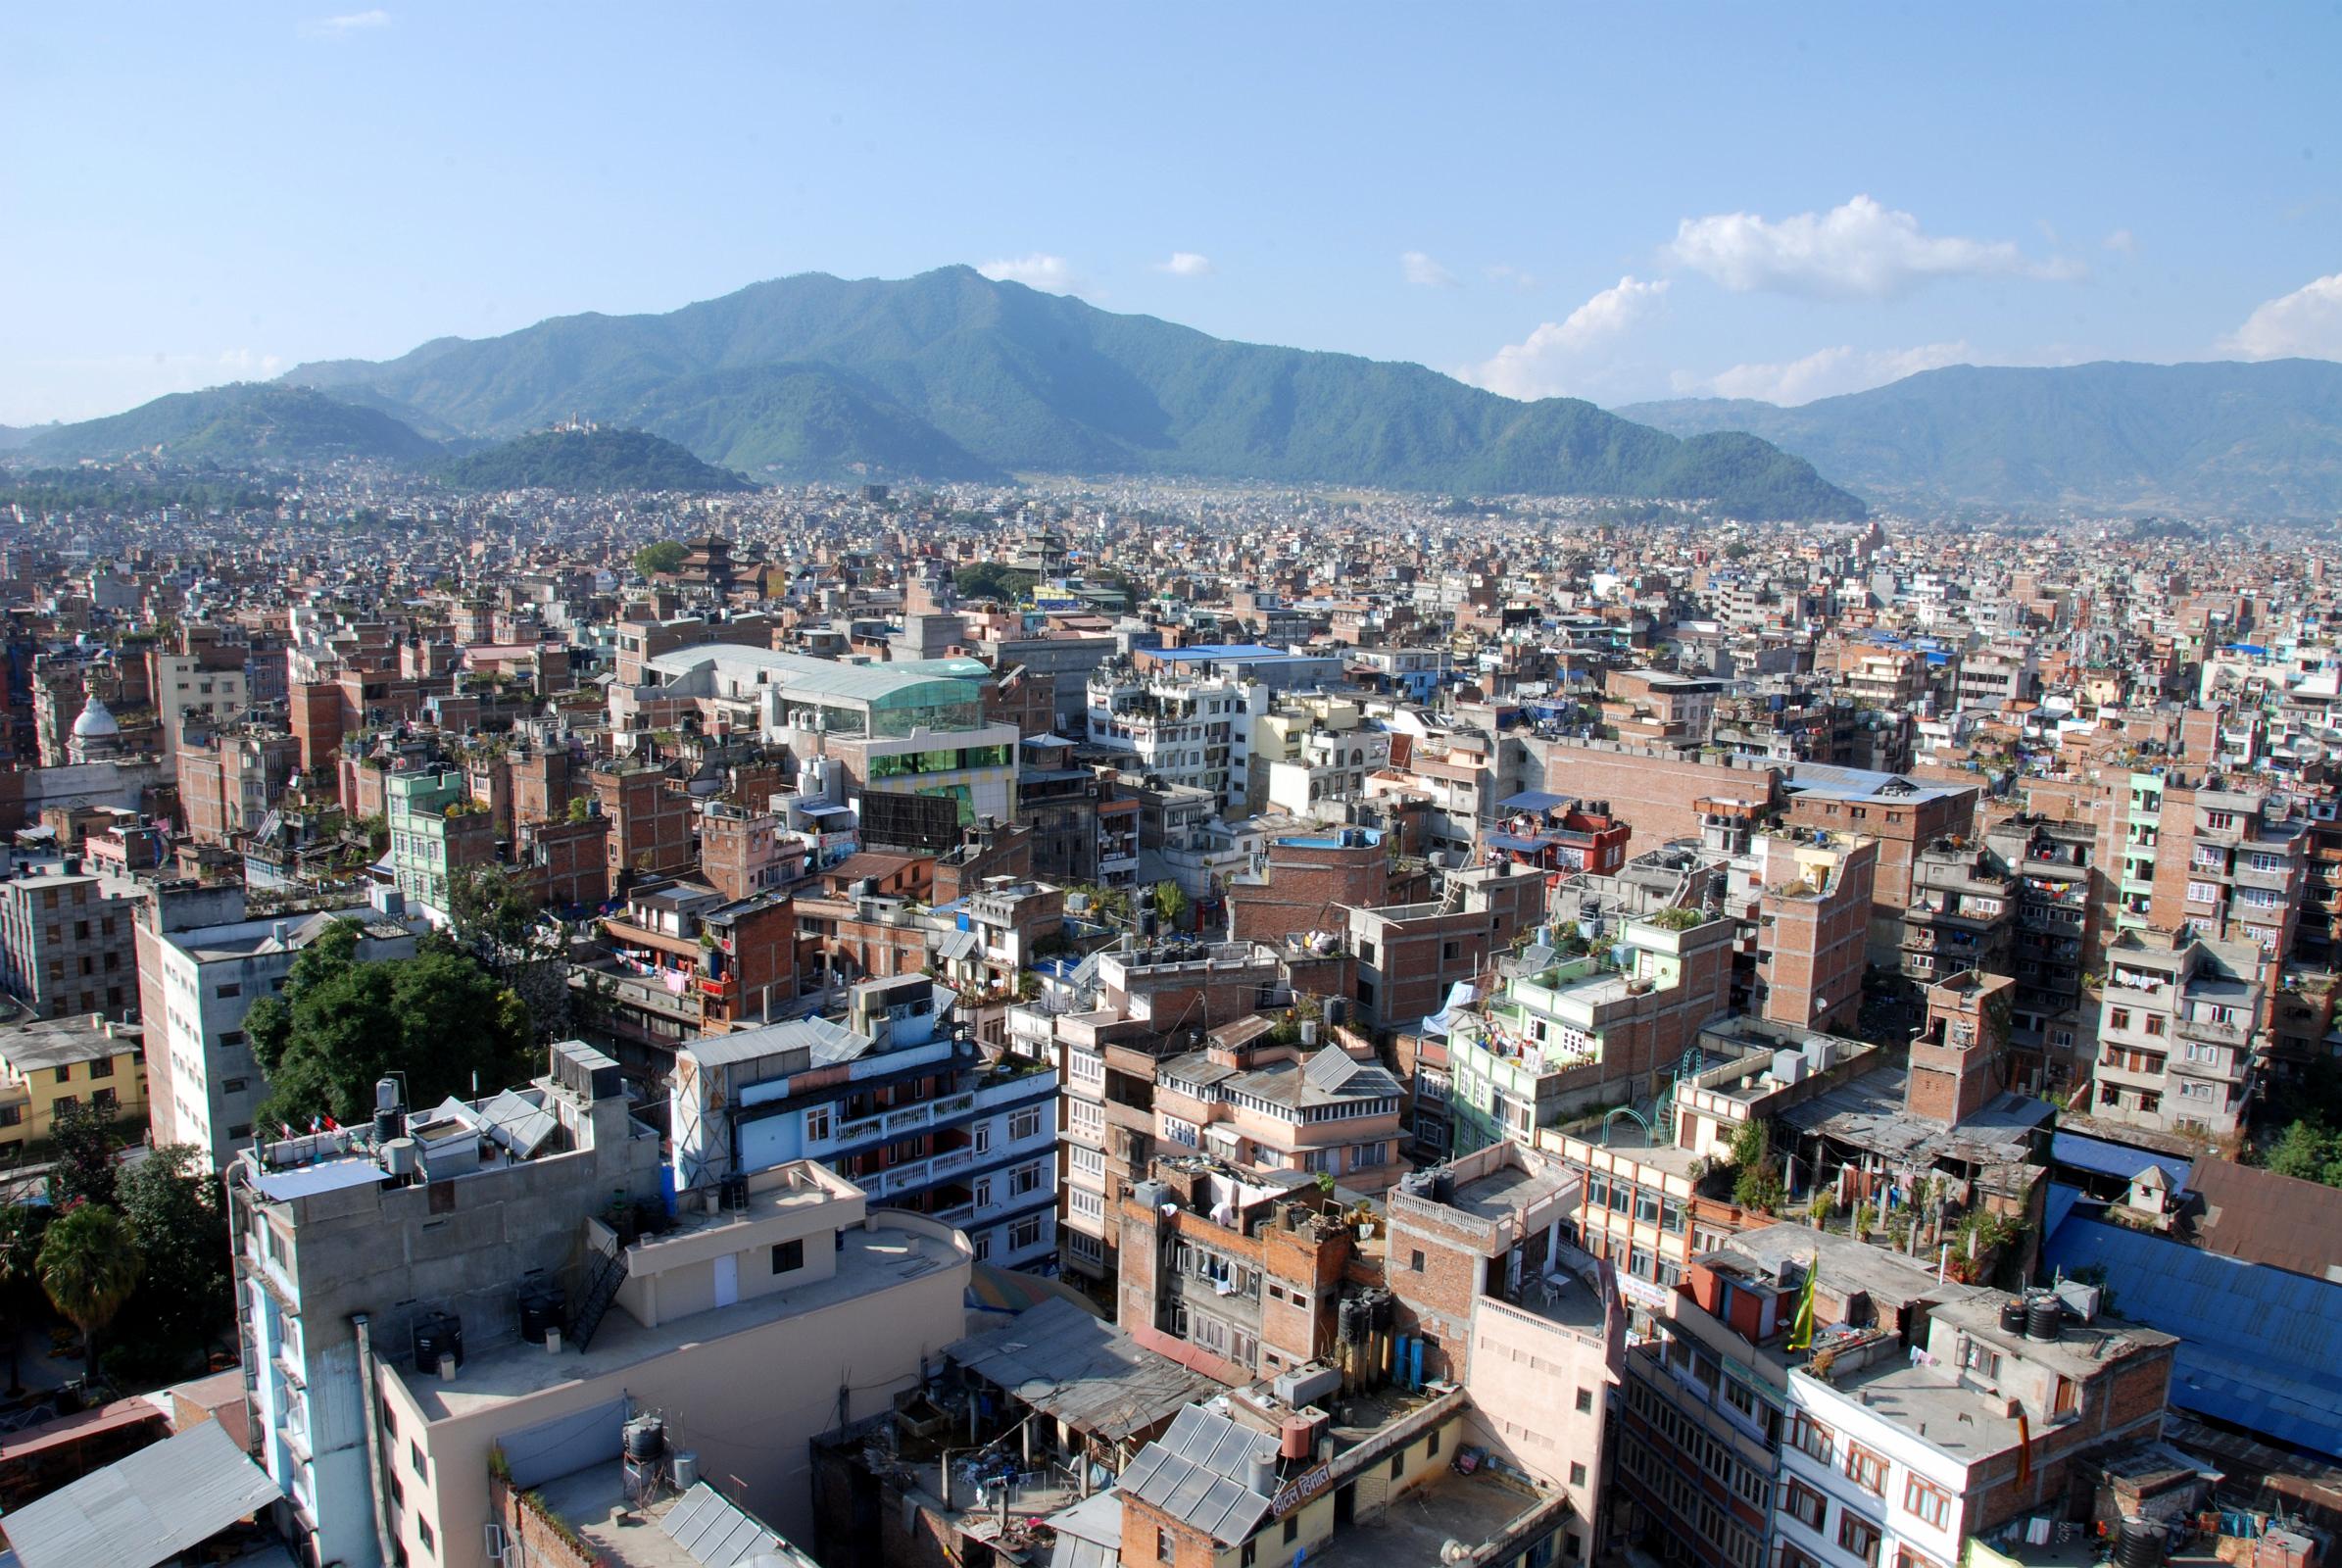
[1999,1298,2029,1336]
[519,1289,565,1343]
[2025,1296,2064,1343]
[413,1312,464,1372]
[625,1416,666,1462]
[2116,1517,2162,1568]
[373,1107,405,1145]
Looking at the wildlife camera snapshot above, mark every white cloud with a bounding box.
[1673,341,1972,406]
[1664,195,2083,300]
[2104,227,2138,254]
[300,10,391,37]
[2223,272,2342,361]
[977,253,1091,297]
[1154,252,1214,278]
[1484,264,1539,291]
[1400,251,1459,288]
[1463,275,1670,400]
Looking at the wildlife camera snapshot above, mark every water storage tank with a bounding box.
[1281,1415,1315,1461]
[2116,1517,2162,1568]
[624,1416,666,1463]
[672,1450,700,1490]
[2025,1296,2065,1343]
[372,1107,405,1145]
[1999,1298,2029,1336]
[376,1077,401,1114]
[413,1312,464,1374]
[519,1287,566,1344]
[1246,1447,1279,1496]
[382,1139,419,1179]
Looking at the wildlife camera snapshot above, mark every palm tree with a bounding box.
[39,1204,142,1376]
[0,1205,43,1394]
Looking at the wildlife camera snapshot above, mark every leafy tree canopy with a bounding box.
[953,563,1038,603]
[245,923,534,1129]
[634,540,688,577]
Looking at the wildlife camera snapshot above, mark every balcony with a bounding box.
[2174,1014,2250,1048]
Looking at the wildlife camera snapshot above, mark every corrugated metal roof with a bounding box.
[2042,1216,2342,1459]
[945,1298,1223,1444]
[0,1420,281,1568]
[2051,1131,2190,1190]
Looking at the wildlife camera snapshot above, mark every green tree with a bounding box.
[952,563,1039,603]
[2265,1120,2342,1187]
[633,540,688,577]
[1150,880,1189,933]
[449,864,541,949]
[39,1204,142,1374]
[111,1147,233,1381]
[248,925,534,1129]
[1727,1119,1782,1212]
[47,1100,122,1209]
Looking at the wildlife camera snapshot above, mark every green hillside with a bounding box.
[1617,360,2342,515]
[435,426,755,493]
[23,383,441,466]
[283,267,1863,518]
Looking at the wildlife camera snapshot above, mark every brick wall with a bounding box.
[1230,838,1389,943]
[1541,740,1781,847]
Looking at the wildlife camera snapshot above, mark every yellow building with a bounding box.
[0,1012,148,1153]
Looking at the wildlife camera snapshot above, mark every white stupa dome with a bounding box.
[72,695,120,740]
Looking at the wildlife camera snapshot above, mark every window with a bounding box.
[1960,1340,2001,1379]
[92,1088,116,1112]
[1791,1413,1833,1464]
[1411,1249,1426,1272]
[1156,1526,1174,1561]
[1009,1162,1043,1197]
[805,1105,832,1142]
[2185,881,2219,905]
[0,1106,21,1128]
[1427,1427,1439,1458]
[1009,1215,1045,1250]
[1009,1107,1043,1141]
[1284,1517,1299,1545]
[1391,1452,1406,1481]
[1575,1387,1593,1414]
[1838,1511,1882,1567]
[218,981,241,999]
[2109,1008,2130,1031]
[974,1123,992,1155]
[1784,1478,1828,1529]
[52,1065,70,1085]
[411,1441,427,1477]
[1569,1461,1587,1487]
[416,1518,435,1557]
[1845,1443,1887,1495]
[772,1239,805,1274]
[1242,1542,1257,1568]
[1904,1476,1952,1529]
[89,1055,112,1079]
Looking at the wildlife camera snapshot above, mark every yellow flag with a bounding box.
[1785,1259,1818,1351]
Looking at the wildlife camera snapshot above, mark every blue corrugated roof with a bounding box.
[2051,1131,2191,1190]
[1498,790,1572,812]
[2041,1216,2342,1459]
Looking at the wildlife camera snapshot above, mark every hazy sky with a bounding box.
[4,3,2339,424]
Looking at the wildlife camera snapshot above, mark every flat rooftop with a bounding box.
[397,1223,960,1421]
[534,1468,814,1568]
[1302,1467,1556,1568]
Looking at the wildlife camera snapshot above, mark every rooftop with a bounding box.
[0,1012,140,1072]
[532,1470,815,1568]
[399,1221,963,1422]
[1304,1465,1556,1568]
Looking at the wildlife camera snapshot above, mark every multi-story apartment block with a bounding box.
[1782,767,1978,967]
[671,973,1060,1270]
[385,765,496,921]
[1151,1020,1406,1193]
[137,884,423,1170]
[1346,860,1546,1034]
[2093,926,2263,1136]
[176,721,302,847]
[232,1045,963,1566]
[1086,661,1269,815]
[1901,839,2016,989]
[1984,815,2099,1091]
[0,1011,148,1151]
[0,858,144,1020]
[1750,830,1876,1036]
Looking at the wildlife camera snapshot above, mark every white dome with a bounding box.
[72,695,119,739]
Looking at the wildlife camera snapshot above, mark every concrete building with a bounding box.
[1151,1019,1406,1194]
[671,974,1061,1271]
[0,858,144,1021]
[136,886,423,1169]
[386,766,496,922]
[1750,831,1877,1036]
[1345,860,1546,1034]
[1781,767,1978,968]
[1086,660,1270,816]
[2092,926,2263,1137]
[0,1010,147,1152]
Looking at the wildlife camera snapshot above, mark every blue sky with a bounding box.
[4,3,2338,424]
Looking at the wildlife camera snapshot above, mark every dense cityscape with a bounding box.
[7,7,2342,1568]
